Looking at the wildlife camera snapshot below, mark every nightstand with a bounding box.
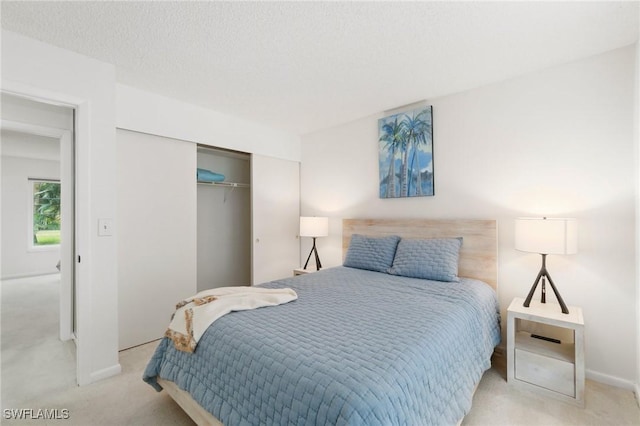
[293,268,316,276]
[507,297,584,407]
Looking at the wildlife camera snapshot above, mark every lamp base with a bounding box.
[523,254,569,314]
[303,237,322,271]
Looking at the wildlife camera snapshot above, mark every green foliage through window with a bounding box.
[33,181,61,246]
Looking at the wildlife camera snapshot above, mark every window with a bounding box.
[30,179,61,247]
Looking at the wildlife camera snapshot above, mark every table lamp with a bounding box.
[300,217,329,271]
[515,217,577,314]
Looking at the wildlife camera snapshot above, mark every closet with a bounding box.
[197,145,251,291]
[197,147,301,287]
[117,130,300,350]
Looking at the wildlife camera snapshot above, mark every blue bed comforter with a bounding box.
[144,266,501,426]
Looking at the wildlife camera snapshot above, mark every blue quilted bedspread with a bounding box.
[144,266,500,426]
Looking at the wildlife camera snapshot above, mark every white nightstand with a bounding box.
[507,297,585,407]
[293,268,316,276]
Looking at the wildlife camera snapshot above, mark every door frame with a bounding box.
[2,80,91,385]
[1,119,74,342]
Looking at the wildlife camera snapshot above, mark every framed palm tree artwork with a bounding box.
[378,106,434,198]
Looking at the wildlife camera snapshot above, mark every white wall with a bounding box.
[1,137,60,278]
[2,30,119,385]
[116,84,301,162]
[2,92,74,129]
[301,45,637,388]
[1,94,72,279]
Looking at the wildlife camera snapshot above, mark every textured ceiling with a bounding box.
[2,1,638,135]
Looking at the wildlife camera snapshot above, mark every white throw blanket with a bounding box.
[165,286,298,353]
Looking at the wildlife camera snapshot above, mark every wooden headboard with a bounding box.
[342,219,497,290]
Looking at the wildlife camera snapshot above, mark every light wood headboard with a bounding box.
[342,219,497,290]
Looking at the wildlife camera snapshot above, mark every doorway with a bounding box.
[0,93,77,401]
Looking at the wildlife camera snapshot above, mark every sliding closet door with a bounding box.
[251,154,300,284]
[116,129,197,350]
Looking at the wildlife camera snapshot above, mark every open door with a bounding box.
[59,126,75,341]
[1,118,75,341]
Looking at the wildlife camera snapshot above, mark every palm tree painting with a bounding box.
[379,106,433,198]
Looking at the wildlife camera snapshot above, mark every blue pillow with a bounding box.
[389,237,463,282]
[343,234,400,273]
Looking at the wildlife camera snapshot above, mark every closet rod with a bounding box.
[197,181,249,188]
[198,181,249,203]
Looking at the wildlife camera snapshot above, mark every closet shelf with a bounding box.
[197,181,249,188]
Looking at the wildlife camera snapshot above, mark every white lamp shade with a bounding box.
[515,217,577,255]
[300,217,329,237]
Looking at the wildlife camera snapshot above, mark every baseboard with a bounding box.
[493,344,506,357]
[586,369,636,391]
[1,271,60,280]
[88,363,122,384]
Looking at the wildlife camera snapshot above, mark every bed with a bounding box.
[143,219,500,425]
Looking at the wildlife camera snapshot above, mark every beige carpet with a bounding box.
[1,275,76,409]
[2,275,639,425]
